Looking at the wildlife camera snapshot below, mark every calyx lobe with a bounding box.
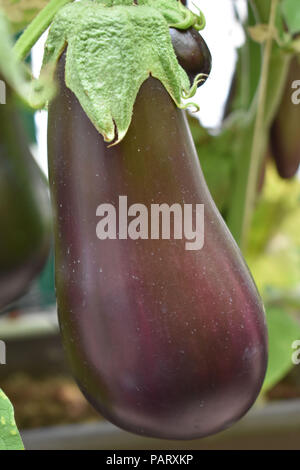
[42,0,205,143]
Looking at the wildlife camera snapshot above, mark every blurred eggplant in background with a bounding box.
[270,57,300,179]
[0,83,52,311]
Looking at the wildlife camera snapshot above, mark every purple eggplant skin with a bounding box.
[270,57,300,179]
[0,87,51,310]
[48,53,268,440]
[169,28,212,87]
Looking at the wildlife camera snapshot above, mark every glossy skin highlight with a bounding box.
[47,54,268,440]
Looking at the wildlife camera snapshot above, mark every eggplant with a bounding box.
[270,57,300,179]
[170,27,212,86]
[47,52,267,440]
[0,86,51,310]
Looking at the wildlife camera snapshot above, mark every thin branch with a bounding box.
[241,0,279,248]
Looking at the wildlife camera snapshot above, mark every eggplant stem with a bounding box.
[14,0,74,61]
[241,0,279,248]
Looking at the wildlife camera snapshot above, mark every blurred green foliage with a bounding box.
[0,0,48,32]
[247,166,300,390]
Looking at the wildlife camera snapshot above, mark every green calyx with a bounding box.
[42,0,206,143]
[93,0,204,29]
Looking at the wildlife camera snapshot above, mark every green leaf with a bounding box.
[42,0,203,143]
[282,0,300,35]
[262,306,300,391]
[0,389,23,450]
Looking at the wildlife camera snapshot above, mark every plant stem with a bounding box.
[14,0,74,61]
[228,0,290,249]
[241,0,279,246]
